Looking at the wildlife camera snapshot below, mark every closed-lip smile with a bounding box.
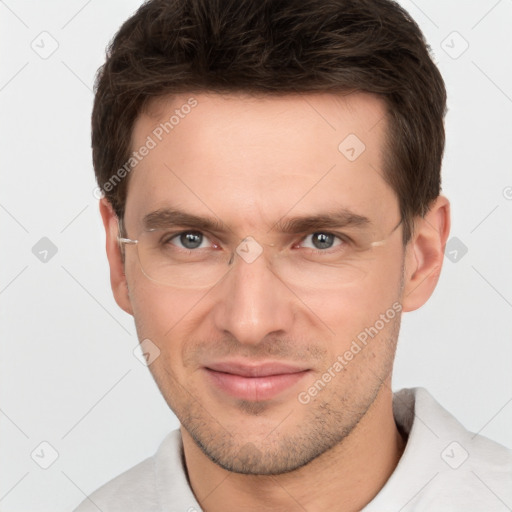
[204,360,310,401]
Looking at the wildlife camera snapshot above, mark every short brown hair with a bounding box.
[92,0,446,243]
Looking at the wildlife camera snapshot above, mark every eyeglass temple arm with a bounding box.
[116,217,138,245]
[369,217,403,248]
[118,237,138,245]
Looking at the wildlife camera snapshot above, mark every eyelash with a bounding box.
[160,231,217,251]
[160,230,351,253]
[297,233,349,254]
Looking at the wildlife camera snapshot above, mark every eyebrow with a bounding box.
[272,210,371,234]
[142,207,371,234]
[143,208,226,232]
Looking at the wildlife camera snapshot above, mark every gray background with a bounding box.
[1,1,511,510]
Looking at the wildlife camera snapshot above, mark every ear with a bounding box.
[99,198,134,316]
[402,195,451,312]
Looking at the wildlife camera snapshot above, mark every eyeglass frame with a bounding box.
[116,214,404,287]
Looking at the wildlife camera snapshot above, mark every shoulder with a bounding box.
[365,387,512,511]
[73,456,158,512]
[73,430,195,512]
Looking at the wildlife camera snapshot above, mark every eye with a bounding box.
[169,231,212,250]
[300,232,344,250]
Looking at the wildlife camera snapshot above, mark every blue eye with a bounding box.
[301,232,343,250]
[170,231,209,249]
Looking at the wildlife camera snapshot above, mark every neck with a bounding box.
[182,381,405,512]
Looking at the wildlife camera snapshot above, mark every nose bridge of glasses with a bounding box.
[234,234,306,269]
[234,235,266,265]
[221,237,302,302]
[227,235,297,283]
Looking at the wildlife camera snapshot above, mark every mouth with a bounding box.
[203,361,310,401]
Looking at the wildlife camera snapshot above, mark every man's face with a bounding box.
[122,92,406,474]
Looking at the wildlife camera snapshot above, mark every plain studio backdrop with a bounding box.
[1,1,511,510]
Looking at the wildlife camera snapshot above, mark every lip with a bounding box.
[204,360,310,401]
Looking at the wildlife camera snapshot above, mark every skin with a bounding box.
[100,91,450,511]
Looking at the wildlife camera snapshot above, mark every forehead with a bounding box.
[125,91,398,231]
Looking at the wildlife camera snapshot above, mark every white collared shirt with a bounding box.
[74,388,512,511]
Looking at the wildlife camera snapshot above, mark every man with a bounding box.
[75,0,512,510]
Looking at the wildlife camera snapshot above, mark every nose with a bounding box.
[211,246,295,346]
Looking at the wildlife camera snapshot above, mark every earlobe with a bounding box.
[401,196,451,312]
[99,198,134,316]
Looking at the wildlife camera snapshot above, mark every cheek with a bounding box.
[353,264,403,338]
[126,257,207,342]
[304,252,403,342]
[129,283,208,388]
